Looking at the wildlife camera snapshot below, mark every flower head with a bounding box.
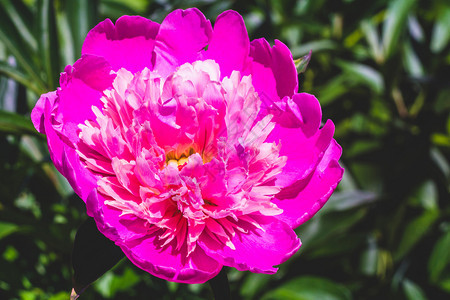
[32,9,343,284]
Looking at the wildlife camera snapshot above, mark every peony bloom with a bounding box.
[31,9,343,284]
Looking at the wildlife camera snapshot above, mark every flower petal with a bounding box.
[249,39,298,100]
[62,148,98,202]
[86,189,147,242]
[121,236,222,284]
[267,94,333,189]
[82,16,159,73]
[55,55,115,144]
[41,96,65,174]
[274,139,344,228]
[206,10,250,78]
[87,189,222,284]
[198,215,301,273]
[31,91,56,134]
[153,8,212,76]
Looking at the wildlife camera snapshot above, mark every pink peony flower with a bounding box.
[31,9,343,284]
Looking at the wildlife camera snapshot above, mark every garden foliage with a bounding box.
[0,0,449,299]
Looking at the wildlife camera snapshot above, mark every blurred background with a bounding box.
[0,0,449,299]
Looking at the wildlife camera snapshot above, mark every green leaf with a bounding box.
[37,0,59,89]
[298,209,367,252]
[48,291,70,300]
[430,7,450,53]
[0,3,46,91]
[408,181,438,211]
[208,268,230,300]
[71,217,124,297]
[94,267,140,298]
[99,0,149,19]
[240,273,272,299]
[0,221,19,240]
[314,75,348,106]
[361,20,383,63]
[290,40,337,57]
[306,233,366,259]
[382,0,417,59]
[336,60,384,94]
[0,0,37,52]
[261,276,352,300]
[101,0,148,13]
[359,236,378,276]
[55,10,75,67]
[428,229,450,283]
[323,190,377,212]
[438,275,450,293]
[66,0,98,57]
[407,15,424,43]
[403,41,424,77]
[394,209,439,261]
[294,50,311,74]
[430,147,450,182]
[0,110,39,135]
[402,279,428,300]
[0,61,44,94]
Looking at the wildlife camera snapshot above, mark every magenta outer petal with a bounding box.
[274,139,344,228]
[35,94,97,202]
[61,148,97,202]
[198,216,301,273]
[41,96,65,174]
[86,190,222,284]
[153,8,213,77]
[267,95,333,189]
[33,55,114,202]
[31,91,56,134]
[249,39,298,100]
[205,10,250,78]
[121,238,222,284]
[82,16,159,73]
[56,55,115,144]
[86,189,149,241]
[289,93,322,137]
[32,9,344,284]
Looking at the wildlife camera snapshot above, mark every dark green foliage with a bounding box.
[0,0,448,299]
[71,218,125,297]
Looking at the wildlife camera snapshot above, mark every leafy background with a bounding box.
[0,0,449,299]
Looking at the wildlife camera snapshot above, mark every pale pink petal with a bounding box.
[198,215,301,273]
[153,8,213,76]
[82,16,159,73]
[205,10,250,78]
